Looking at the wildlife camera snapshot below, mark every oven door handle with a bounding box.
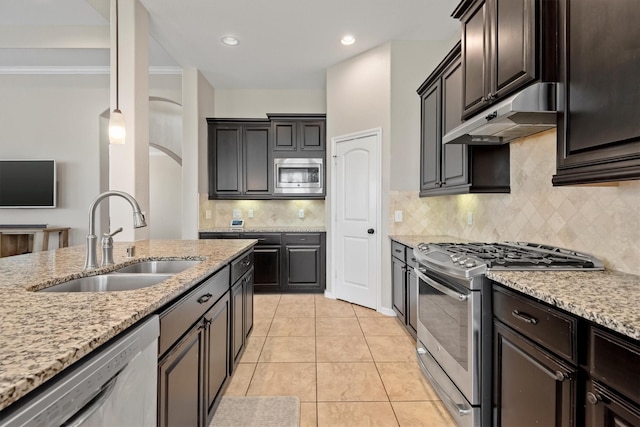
[414,267,469,301]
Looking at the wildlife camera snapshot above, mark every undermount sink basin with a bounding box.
[39,273,172,293]
[112,260,202,274]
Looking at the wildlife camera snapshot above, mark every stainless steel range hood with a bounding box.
[443,82,557,145]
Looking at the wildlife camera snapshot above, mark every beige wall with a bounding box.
[390,38,458,191]
[390,129,640,275]
[326,43,392,307]
[214,89,326,118]
[0,74,109,247]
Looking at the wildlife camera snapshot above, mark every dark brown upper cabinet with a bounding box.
[552,0,640,185]
[418,42,510,197]
[207,119,272,199]
[268,114,326,154]
[453,0,557,119]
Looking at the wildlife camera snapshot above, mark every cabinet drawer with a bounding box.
[589,326,640,404]
[283,233,321,245]
[231,250,254,283]
[159,266,230,356]
[493,286,577,363]
[244,233,281,245]
[405,247,418,269]
[391,241,406,262]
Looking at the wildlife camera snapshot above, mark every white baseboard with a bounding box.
[377,306,396,317]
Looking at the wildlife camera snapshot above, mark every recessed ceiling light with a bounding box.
[341,35,356,46]
[221,36,239,46]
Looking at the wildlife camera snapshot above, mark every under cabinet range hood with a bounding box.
[443,82,557,145]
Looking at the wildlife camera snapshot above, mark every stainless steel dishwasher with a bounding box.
[0,315,159,427]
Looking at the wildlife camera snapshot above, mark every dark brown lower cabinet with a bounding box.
[158,292,230,427]
[230,276,245,368]
[585,326,640,427]
[493,321,576,427]
[253,246,281,291]
[158,323,204,427]
[204,294,231,418]
[390,240,417,339]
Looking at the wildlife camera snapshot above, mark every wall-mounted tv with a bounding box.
[0,160,57,208]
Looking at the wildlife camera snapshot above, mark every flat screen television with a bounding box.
[0,160,57,208]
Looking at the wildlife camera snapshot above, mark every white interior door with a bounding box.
[333,129,381,309]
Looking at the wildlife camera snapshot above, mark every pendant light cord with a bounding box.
[115,0,119,110]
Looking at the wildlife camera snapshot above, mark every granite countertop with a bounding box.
[389,234,640,342]
[201,226,326,233]
[0,239,256,411]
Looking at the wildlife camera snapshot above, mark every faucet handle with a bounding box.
[103,227,124,238]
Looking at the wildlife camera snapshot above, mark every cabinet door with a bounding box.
[441,53,469,189]
[491,0,536,99]
[253,246,281,292]
[273,121,297,151]
[243,269,254,338]
[461,0,490,117]
[230,280,244,368]
[407,267,418,337]
[158,323,205,427]
[391,256,405,319]
[494,321,576,427]
[210,125,242,196]
[285,246,321,288]
[553,0,640,185]
[420,80,442,193]
[204,293,230,419]
[243,126,271,195]
[585,380,640,427]
[299,120,325,151]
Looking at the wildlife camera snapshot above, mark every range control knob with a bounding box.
[451,255,460,262]
[465,260,477,268]
[458,258,468,265]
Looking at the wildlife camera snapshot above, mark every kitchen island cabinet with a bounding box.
[0,239,256,419]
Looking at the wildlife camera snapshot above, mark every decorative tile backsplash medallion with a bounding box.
[391,130,640,275]
[199,195,326,229]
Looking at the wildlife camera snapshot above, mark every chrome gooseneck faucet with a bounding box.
[84,190,147,270]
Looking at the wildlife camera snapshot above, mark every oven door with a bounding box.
[415,265,481,405]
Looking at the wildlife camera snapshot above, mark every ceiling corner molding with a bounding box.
[0,66,183,75]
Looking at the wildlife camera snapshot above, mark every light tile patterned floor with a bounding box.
[224,293,456,427]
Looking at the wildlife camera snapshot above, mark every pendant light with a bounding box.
[109,0,126,144]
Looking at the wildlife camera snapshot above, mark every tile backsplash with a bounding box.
[390,130,640,275]
[199,195,325,228]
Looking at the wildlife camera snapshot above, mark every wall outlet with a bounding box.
[232,209,241,219]
[248,209,254,218]
[394,210,403,222]
[205,210,212,220]
[467,212,473,226]
[298,209,305,219]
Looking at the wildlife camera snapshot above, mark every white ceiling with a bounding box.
[0,0,461,89]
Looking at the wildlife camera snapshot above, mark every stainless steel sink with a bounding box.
[112,260,202,274]
[39,273,172,292]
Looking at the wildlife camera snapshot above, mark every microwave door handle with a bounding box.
[414,268,468,301]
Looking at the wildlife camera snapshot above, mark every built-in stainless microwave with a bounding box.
[274,158,323,194]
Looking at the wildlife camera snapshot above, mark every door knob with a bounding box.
[367,228,375,234]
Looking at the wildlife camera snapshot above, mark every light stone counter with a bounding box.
[0,239,256,411]
[389,234,640,342]
[201,226,326,233]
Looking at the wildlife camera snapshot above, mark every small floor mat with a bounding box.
[210,396,300,427]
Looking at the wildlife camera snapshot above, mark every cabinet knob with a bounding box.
[554,370,568,382]
[586,391,601,405]
[481,96,487,102]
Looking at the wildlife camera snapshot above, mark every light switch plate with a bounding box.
[467,212,473,226]
[205,210,212,220]
[298,209,304,219]
[394,210,403,222]
[248,209,254,218]
[232,209,241,219]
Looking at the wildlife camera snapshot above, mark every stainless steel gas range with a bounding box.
[412,242,604,427]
